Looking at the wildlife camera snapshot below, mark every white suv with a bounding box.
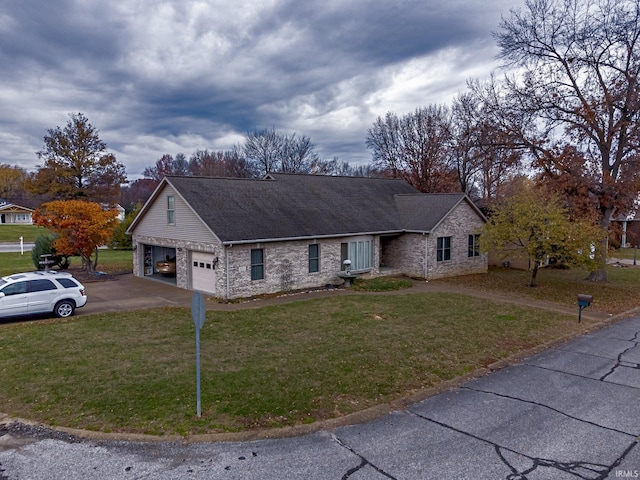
[0,271,87,319]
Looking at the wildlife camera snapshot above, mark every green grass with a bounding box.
[432,265,640,315]
[1,255,638,436]
[0,294,588,436]
[612,247,640,261]
[0,249,133,277]
[0,225,46,242]
[352,276,413,292]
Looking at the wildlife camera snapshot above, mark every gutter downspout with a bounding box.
[424,233,428,279]
[225,245,231,300]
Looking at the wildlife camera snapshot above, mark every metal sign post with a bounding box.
[191,292,206,417]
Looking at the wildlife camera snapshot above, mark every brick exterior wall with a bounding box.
[381,234,426,278]
[132,201,487,299]
[426,202,487,279]
[132,234,372,299]
[380,202,487,280]
[223,240,344,298]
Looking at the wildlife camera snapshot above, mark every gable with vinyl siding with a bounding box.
[132,183,219,244]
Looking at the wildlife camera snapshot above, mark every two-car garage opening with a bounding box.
[140,245,217,295]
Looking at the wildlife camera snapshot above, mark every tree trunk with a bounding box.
[529,262,539,287]
[587,218,610,282]
[91,248,99,273]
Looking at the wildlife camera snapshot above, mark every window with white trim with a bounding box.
[340,239,373,271]
[167,196,175,225]
[437,236,451,262]
[308,244,320,273]
[251,248,264,280]
[468,234,480,257]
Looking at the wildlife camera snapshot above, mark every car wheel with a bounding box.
[54,300,75,318]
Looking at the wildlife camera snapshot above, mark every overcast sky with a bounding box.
[0,0,523,179]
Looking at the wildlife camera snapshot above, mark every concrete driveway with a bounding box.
[79,273,194,315]
[1,294,639,479]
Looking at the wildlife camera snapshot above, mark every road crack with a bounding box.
[599,331,640,382]
[330,433,398,480]
[459,386,637,437]
[410,411,637,480]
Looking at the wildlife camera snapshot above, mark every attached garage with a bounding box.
[191,251,217,295]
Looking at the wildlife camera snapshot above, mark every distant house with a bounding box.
[0,200,34,225]
[126,174,487,300]
[102,204,126,222]
[612,212,640,248]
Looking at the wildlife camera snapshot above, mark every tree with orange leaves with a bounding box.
[32,200,119,273]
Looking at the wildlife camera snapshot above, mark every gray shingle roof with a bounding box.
[160,174,478,243]
[395,193,469,231]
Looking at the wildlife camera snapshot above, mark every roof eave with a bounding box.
[221,229,407,246]
[125,178,169,235]
[429,195,486,232]
[126,177,221,243]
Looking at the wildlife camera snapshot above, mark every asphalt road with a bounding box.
[1,313,638,479]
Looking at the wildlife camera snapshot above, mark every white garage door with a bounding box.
[191,252,217,294]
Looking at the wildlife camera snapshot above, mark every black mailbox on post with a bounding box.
[577,294,593,323]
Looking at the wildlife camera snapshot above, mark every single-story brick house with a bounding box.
[126,174,487,299]
[0,201,34,225]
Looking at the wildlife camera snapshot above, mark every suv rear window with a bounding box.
[29,279,57,292]
[57,278,80,288]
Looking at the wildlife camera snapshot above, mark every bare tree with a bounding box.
[172,153,189,176]
[243,128,321,176]
[280,133,320,173]
[188,148,256,178]
[366,105,458,192]
[142,154,186,182]
[463,82,525,203]
[450,93,485,196]
[494,0,640,280]
[243,128,285,175]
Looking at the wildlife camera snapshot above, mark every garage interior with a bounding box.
[142,245,177,285]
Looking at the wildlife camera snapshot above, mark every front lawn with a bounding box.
[1,257,638,436]
[612,247,639,261]
[0,293,593,436]
[0,249,133,277]
[432,265,640,315]
[0,225,46,243]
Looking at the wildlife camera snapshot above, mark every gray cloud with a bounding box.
[0,0,522,177]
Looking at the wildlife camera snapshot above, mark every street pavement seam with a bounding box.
[408,409,638,479]
[330,433,397,480]
[458,385,637,437]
